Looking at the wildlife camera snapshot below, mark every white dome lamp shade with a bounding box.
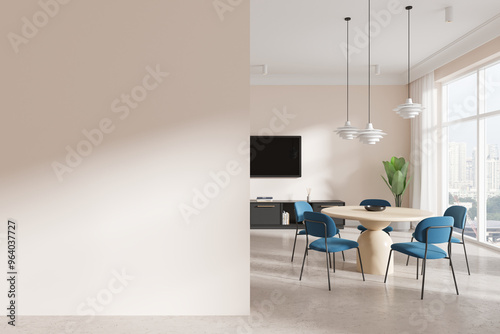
[358,0,386,145]
[358,123,386,144]
[394,6,425,119]
[335,17,358,140]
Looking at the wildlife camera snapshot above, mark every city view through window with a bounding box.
[445,62,500,246]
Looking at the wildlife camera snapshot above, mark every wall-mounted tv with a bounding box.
[250,136,301,177]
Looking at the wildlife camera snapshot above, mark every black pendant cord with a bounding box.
[346,17,351,122]
[407,6,412,99]
[368,0,371,124]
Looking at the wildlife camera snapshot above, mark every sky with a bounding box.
[447,62,500,158]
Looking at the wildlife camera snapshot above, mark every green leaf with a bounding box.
[383,161,396,184]
[381,176,395,195]
[390,156,396,165]
[401,175,412,196]
[393,157,406,171]
[391,171,405,195]
[400,161,409,179]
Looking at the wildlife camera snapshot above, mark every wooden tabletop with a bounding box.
[321,206,434,222]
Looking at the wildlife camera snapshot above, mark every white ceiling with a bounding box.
[251,0,500,85]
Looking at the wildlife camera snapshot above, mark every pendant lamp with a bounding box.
[335,17,358,140]
[358,0,386,145]
[394,6,425,119]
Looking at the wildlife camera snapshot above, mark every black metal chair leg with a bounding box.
[416,257,419,280]
[357,248,365,281]
[448,242,452,267]
[332,252,336,273]
[291,231,299,262]
[305,235,309,258]
[406,236,414,266]
[384,250,393,283]
[421,258,427,300]
[462,241,470,275]
[326,251,331,291]
[299,246,308,281]
[449,257,459,295]
[337,232,346,261]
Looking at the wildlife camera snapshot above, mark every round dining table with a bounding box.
[321,206,434,275]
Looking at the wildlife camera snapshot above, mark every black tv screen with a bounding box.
[250,136,301,177]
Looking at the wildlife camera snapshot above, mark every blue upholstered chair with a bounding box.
[384,216,459,299]
[445,206,470,275]
[406,206,470,275]
[291,201,312,262]
[291,201,345,263]
[299,211,364,291]
[357,199,393,235]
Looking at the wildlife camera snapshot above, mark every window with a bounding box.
[443,61,500,247]
[485,115,500,244]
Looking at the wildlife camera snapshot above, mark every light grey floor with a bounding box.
[3,228,500,333]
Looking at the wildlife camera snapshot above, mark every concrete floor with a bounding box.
[3,228,500,333]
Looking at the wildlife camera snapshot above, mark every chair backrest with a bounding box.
[360,199,392,207]
[303,211,337,238]
[444,205,467,230]
[294,201,313,223]
[414,216,454,244]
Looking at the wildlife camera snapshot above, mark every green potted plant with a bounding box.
[381,157,410,207]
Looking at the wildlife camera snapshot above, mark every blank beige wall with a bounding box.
[250,85,410,207]
[435,36,500,82]
[0,0,249,316]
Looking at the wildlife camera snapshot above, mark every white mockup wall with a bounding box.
[0,1,249,315]
[250,85,410,207]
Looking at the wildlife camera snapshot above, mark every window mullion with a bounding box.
[440,84,447,214]
[477,119,486,241]
[477,69,486,242]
